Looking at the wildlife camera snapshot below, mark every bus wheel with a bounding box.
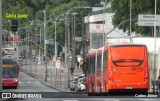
[14,86,17,89]
[88,92,93,96]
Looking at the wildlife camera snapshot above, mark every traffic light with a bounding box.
[11,20,18,32]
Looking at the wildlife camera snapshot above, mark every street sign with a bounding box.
[138,14,160,26]
[45,39,54,44]
[72,36,82,42]
[89,24,105,33]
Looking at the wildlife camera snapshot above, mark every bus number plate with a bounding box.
[125,86,132,89]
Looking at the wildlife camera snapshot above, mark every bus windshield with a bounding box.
[3,67,18,78]
[111,45,145,67]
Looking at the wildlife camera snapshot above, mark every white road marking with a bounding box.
[112,99,120,101]
[26,81,31,83]
[62,100,78,101]
[36,82,40,83]
[139,99,159,101]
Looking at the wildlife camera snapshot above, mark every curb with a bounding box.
[20,68,71,92]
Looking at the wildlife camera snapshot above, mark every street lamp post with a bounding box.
[72,12,78,71]
[55,13,66,69]
[103,1,105,46]
[43,10,47,82]
[65,7,92,88]
[153,0,157,94]
[55,13,76,86]
[54,14,64,86]
[130,0,132,43]
[104,19,137,37]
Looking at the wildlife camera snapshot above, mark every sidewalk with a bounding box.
[20,61,83,92]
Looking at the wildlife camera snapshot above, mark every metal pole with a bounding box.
[130,0,132,43]
[73,13,76,69]
[0,0,2,92]
[65,13,68,88]
[25,27,28,70]
[39,26,42,63]
[28,28,30,72]
[55,20,57,86]
[44,10,47,82]
[35,27,37,75]
[65,7,91,88]
[104,19,137,37]
[54,13,66,87]
[153,0,157,94]
[103,2,105,46]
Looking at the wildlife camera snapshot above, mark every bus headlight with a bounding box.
[13,78,18,82]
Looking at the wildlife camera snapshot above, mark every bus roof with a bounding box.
[108,43,146,47]
[86,49,98,57]
[86,43,146,57]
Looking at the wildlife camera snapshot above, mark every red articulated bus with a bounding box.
[2,57,19,89]
[85,44,149,95]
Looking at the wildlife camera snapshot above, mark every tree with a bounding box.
[2,0,102,56]
[105,0,160,36]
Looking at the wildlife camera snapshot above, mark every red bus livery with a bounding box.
[2,57,19,89]
[85,44,149,95]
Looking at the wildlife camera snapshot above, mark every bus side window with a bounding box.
[97,54,102,73]
[103,50,108,71]
[88,57,91,75]
[90,57,95,74]
[86,58,89,75]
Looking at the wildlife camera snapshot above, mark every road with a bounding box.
[2,71,160,101]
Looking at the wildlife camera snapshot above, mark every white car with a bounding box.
[70,76,78,91]
[75,75,85,91]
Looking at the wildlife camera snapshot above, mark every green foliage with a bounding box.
[2,0,101,56]
[106,0,160,36]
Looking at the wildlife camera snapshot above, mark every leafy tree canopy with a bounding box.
[105,0,160,36]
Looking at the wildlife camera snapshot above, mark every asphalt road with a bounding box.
[2,71,160,101]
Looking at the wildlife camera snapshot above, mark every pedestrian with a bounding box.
[80,60,83,69]
[70,64,75,76]
[70,68,74,75]
[77,61,79,68]
[82,62,85,74]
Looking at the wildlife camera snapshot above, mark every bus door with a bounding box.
[110,45,147,84]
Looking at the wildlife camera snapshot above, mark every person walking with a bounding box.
[82,62,85,74]
[77,61,79,68]
[70,64,75,76]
